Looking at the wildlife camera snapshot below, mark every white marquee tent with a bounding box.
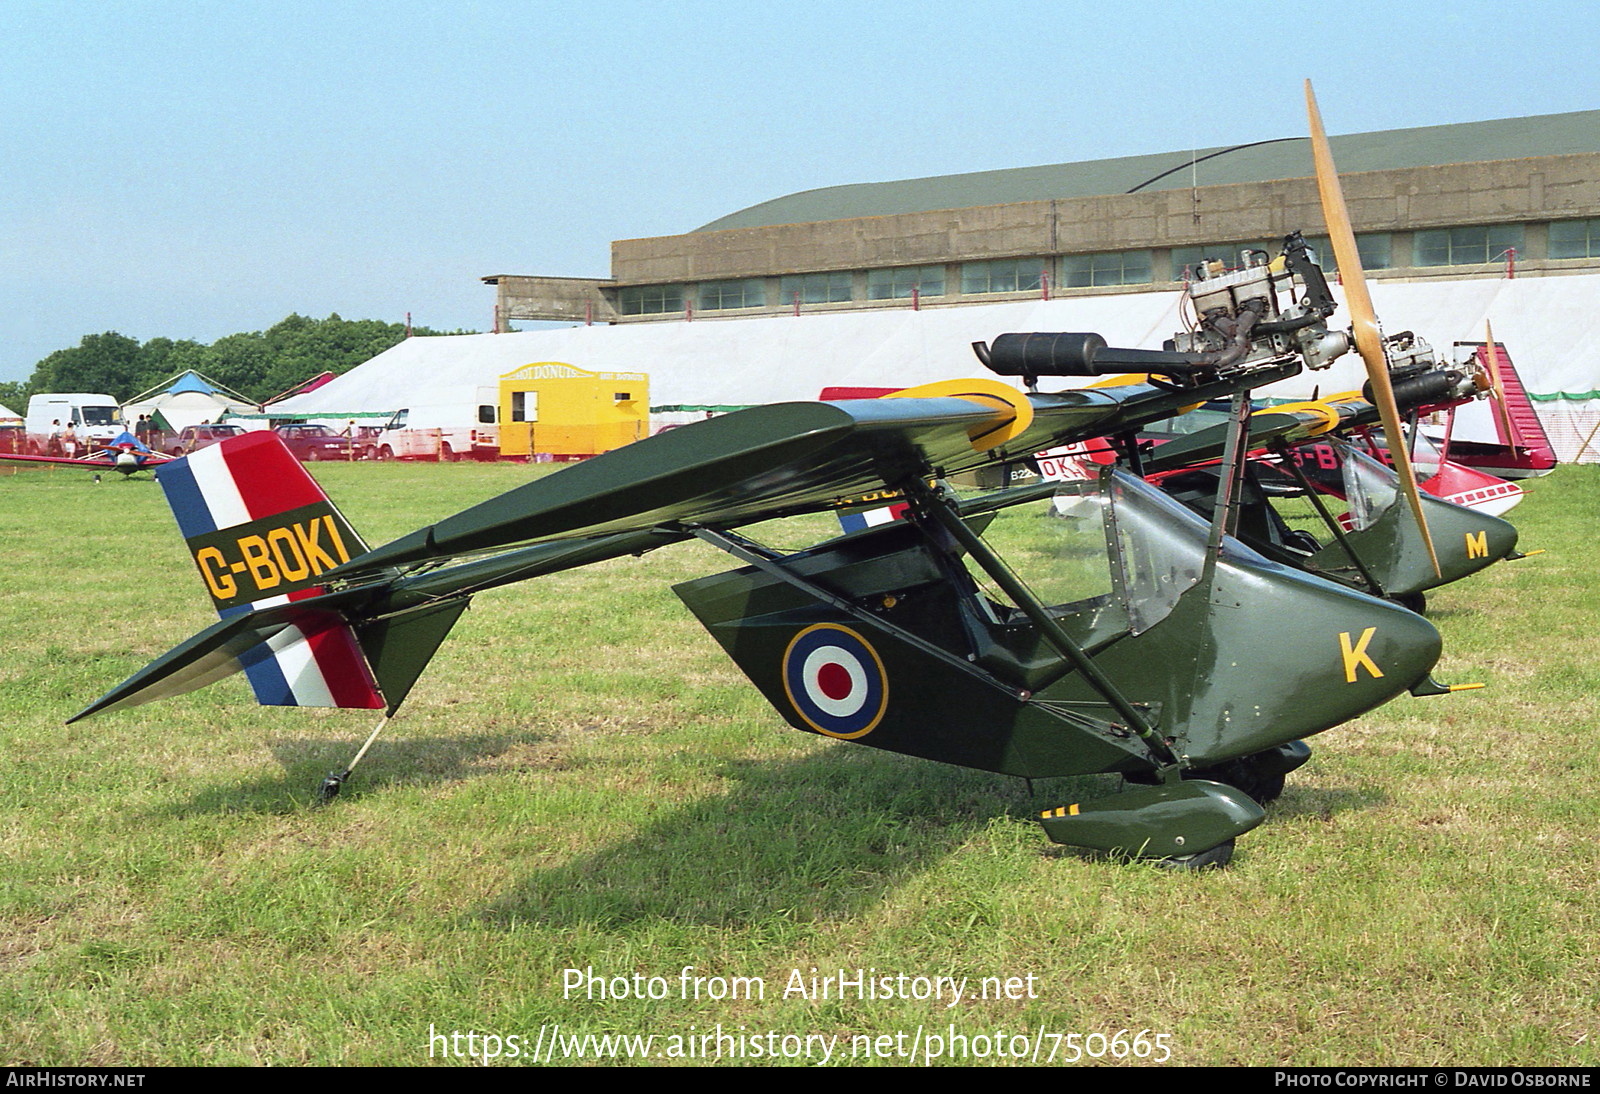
[270,274,1600,462]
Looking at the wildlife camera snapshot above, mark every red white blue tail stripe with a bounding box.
[158,433,384,709]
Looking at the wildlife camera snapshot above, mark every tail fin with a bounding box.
[147,432,385,711]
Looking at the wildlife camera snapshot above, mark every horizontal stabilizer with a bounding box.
[70,591,471,722]
[71,596,372,721]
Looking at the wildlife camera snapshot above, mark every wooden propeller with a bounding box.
[1306,80,1441,578]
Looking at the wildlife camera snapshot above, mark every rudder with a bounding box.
[157,433,384,710]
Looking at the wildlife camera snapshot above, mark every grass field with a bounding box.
[1,459,1596,1067]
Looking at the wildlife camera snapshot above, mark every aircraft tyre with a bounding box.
[1186,740,1312,806]
[1186,758,1286,806]
[1391,591,1427,615]
[1153,838,1235,870]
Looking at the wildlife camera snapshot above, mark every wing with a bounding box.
[1143,400,1357,473]
[336,372,1282,576]
[0,450,171,469]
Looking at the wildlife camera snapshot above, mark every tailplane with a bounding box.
[72,433,467,721]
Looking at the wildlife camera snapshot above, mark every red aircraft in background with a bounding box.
[0,430,175,477]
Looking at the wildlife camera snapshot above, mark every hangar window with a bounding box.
[961,258,1046,295]
[1548,218,1600,260]
[619,285,684,315]
[1413,224,1524,267]
[780,272,852,304]
[1303,233,1392,273]
[867,265,945,300]
[1062,250,1153,288]
[698,279,766,311]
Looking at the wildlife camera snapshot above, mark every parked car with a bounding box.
[272,423,356,462]
[164,423,248,457]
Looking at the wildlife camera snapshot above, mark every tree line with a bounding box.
[0,314,468,410]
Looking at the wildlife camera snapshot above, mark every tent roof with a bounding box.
[268,274,1600,420]
[125,369,258,407]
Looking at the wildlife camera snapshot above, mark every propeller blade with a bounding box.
[1306,80,1440,578]
[1483,320,1517,444]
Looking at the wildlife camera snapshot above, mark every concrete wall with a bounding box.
[609,153,1600,282]
[492,153,1600,323]
[485,275,616,326]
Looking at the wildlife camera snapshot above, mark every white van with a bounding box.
[24,393,123,454]
[368,390,500,461]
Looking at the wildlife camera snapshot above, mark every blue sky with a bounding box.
[3,0,1596,382]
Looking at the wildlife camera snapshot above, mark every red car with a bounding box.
[272,424,356,462]
[165,424,247,457]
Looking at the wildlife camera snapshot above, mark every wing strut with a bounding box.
[685,525,1030,701]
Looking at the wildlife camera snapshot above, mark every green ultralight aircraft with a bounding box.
[1135,350,1523,613]
[71,84,1473,867]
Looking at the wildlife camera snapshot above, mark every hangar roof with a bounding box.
[697,110,1600,232]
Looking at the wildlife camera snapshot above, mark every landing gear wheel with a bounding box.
[1153,838,1235,870]
[1187,740,1310,806]
[315,769,350,805]
[1186,758,1286,806]
[1392,591,1427,614]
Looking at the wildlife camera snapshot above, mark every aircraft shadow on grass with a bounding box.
[146,717,1380,918]
[467,746,1381,929]
[157,732,549,815]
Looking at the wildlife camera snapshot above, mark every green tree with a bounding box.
[28,332,145,400]
[22,315,472,406]
[0,380,28,414]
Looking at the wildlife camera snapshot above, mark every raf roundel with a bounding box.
[781,624,889,739]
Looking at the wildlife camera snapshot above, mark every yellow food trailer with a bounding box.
[497,362,648,459]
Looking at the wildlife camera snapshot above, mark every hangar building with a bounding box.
[485,108,1600,329]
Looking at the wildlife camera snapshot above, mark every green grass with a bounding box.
[1,460,1596,1066]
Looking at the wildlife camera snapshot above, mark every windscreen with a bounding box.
[79,405,119,426]
[1103,471,1208,634]
[1338,442,1401,531]
[966,470,1209,637]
